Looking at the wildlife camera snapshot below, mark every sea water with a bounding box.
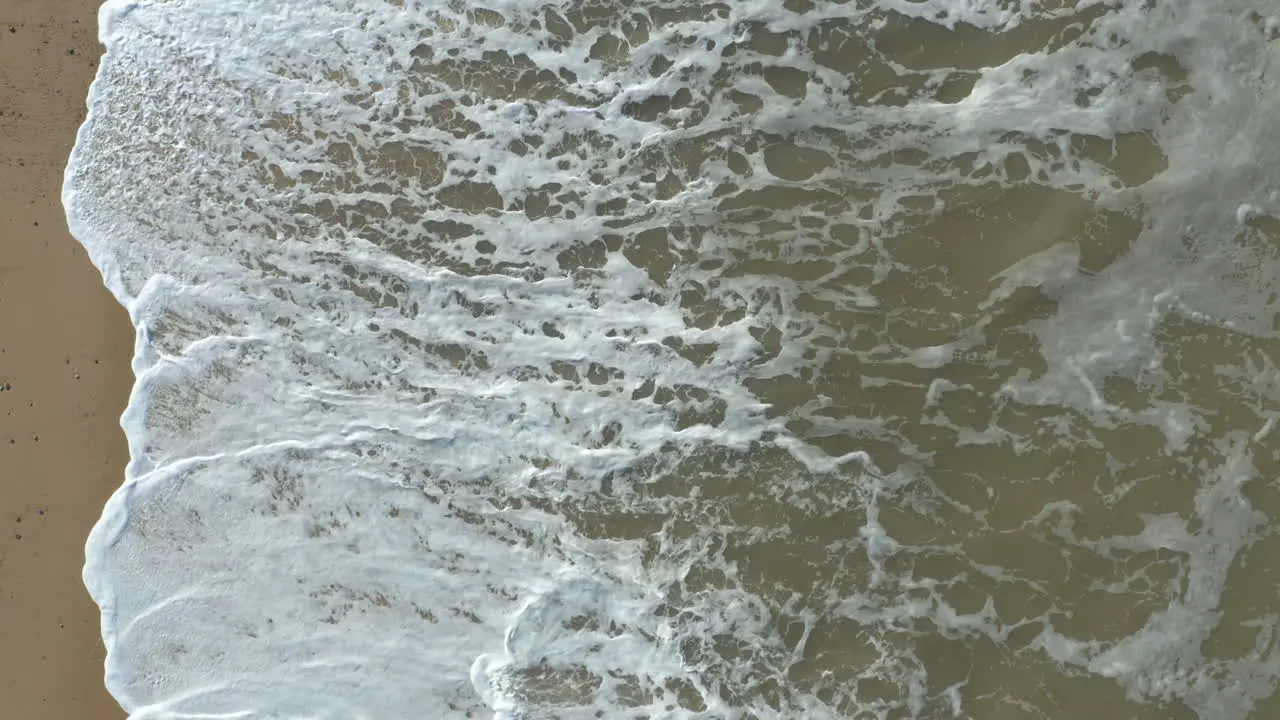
[64,0,1280,717]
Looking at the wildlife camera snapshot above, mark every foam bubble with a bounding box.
[66,0,1280,717]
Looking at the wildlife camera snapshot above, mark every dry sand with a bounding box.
[0,1,131,717]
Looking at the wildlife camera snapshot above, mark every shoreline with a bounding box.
[0,2,131,718]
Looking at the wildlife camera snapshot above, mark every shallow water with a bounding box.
[66,0,1280,717]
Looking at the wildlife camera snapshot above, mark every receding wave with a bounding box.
[66,0,1280,717]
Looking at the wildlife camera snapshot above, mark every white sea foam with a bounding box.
[66,0,1280,717]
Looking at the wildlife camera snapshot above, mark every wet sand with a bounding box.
[0,2,131,718]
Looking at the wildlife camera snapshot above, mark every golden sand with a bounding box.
[0,2,130,717]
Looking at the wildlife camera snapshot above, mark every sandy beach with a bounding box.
[0,1,130,717]
[9,0,1280,717]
